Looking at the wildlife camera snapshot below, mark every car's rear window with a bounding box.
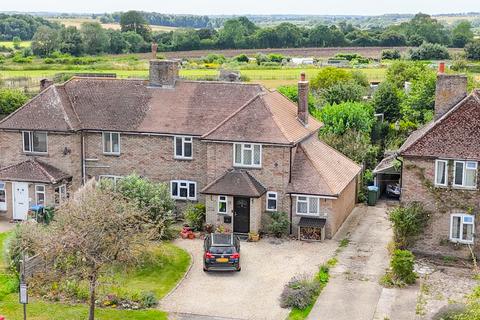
[209,246,237,254]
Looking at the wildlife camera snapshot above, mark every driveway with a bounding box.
[308,202,418,320]
[159,235,338,320]
[0,217,15,233]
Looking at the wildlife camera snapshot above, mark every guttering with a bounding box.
[81,131,86,185]
[394,153,404,192]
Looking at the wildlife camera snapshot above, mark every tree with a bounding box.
[452,21,474,48]
[122,30,147,52]
[171,29,201,51]
[116,174,175,240]
[310,67,352,91]
[321,81,366,105]
[381,49,401,60]
[80,22,109,55]
[386,60,428,89]
[372,81,403,121]
[107,29,129,54]
[58,26,83,56]
[380,30,406,46]
[465,39,480,61]
[318,101,375,135]
[308,24,346,47]
[0,88,28,114]
[120,10,152,41]
[277,85,316,111]
[398,13,451,46]
[401,70,436,125]
[409,42,450,60]
[217,17,257,49]
[31,25,59,57]
[13,183,150,320]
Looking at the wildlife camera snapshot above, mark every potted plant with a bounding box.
[204,223,214,234]
[248,232,260,242]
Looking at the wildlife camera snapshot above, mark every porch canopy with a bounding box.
[201,169,266,198]
[298,217,326,228]
[0,159,71,184]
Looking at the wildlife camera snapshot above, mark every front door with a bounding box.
[13,182,29,220]
[234,197,250,233]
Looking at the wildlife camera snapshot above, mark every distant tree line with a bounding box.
[0,13,57,40]
[6,11,480,56]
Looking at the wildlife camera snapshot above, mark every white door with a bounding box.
[0,181,6,211]
[13,182,29,220]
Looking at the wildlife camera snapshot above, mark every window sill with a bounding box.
[295,213,328,218]
[233,165,262,170]
[171,198,197,202]
[452,185,477,191]
[217,212,229,215]
[450,239,474,245]
[24,152,48,157]
[174,156,193,161]
[103,153,121,157]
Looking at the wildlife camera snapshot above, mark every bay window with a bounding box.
[171,180,197,200]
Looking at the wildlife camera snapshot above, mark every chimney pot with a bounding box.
[40,78,53,91]
[297,73,309,126]
[149,59,179,88]
[434,74,467,120]
[438,62,446,73]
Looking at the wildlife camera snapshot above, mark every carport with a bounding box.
[373,154,401,197]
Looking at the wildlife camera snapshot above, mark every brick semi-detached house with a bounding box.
[0,60,361,239]
[399,65,480,258]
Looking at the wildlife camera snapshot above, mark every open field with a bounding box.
[0,41,32,49]
[47,18,178,32]
[0,67,387,89]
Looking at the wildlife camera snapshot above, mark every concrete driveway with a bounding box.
[307,202,418,320]
[160,235,338,320]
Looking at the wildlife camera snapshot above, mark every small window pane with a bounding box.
[218,196,227,213]
[267,199,277,210]
[180,187,187,198]
[455,162,464,185]
[33,132,47,153]
[465,168,476,187]
[184,141,192,157]
[103,133,111,153]
[23,132,31,151]
[253,145,261,165]
[297,200,307,214]
[111,133,120,153]
[234,144,242,164]
[464,224,474,241]
[452,216,461,239]
[171,182,178,197]
[189,183,196,198]
[436,161,446,185]
[244,149,252,165]
[175,137,183,156]
[309,198,319,214]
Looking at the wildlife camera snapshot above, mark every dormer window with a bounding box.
[23,131,47,153]
[234,143,261,168]
[103,132,120,155]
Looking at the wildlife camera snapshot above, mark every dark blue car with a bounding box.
[203,233,241,272]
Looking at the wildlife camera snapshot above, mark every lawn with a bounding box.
[0,231,190,320]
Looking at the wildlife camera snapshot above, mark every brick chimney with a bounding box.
[149,59,179,88]
[297,72,309,126]
[40,78,53,91]
[434,62,467,120]
[151,42,158,59]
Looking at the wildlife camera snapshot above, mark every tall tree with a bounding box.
[120,10,152,41]
[80,22,109,55]
[59,26,83,56]
[31,25,59,57]
[452,21,474,48]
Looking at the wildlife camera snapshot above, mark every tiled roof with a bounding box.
[0,78,320,144]
[201,169,267,198]
[0,159,71,184]
[373,154,401,174]
[202,90,322,144]
[287,136,362,197]
[400,90,480,160]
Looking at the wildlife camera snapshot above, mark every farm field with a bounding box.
[47,18,178,32]
[0,67,387,90]
[0,41,32,49]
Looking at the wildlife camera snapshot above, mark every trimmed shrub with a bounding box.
[391,249,417,285]
[280,274,320,309]
[140,291,158,308]
[381,49,401,60]
[267,211,290,237]
[234,54,249,63]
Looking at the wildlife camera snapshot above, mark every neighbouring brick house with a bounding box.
[0,60,360,240]
[399,67,480,258]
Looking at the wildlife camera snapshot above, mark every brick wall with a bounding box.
[402,156,480,258]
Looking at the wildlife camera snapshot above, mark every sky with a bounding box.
[4,0,480,15]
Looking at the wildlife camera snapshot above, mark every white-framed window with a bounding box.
[171,180,196,200]
[453,161,477,189]
[174,136,193,159]
[23,131,47,153]
[296,196,320,216]
[234,143,261,168]
[266,191,278,211]
[54,184,67,205]
[435,160,448,187]
[102,132,120,155]
[99,175,123,187]
[0,181,6,211]
[218,195,228,214]
[35,185,46,206]
[450,213,474,244]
